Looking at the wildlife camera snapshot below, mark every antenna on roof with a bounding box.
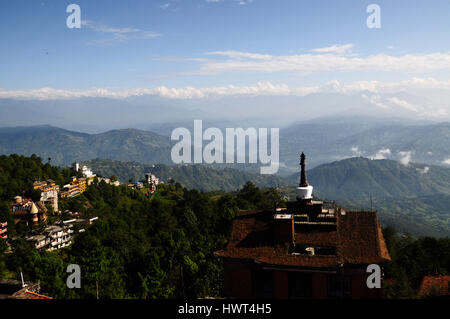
[20,272,27,288]
[370,194,373,212]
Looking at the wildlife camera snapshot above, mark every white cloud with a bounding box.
[196,49,450,74]
[371,148,391,160]
[416,166,430,174]
[0,82,292,100]
[351,146,363,156]
[398,151,412,166]
[311,44,354,54]
[1,77,450,101]
[206,50,272,60]
[442,158,450,165]
[81,20,160,44]
[160,3,170,9]
[236,0,254,5]
[362,94,389,109]
[387,97,419,112]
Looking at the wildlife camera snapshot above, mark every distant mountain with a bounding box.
[0,125,173,166]
[82,158,289,192]
[280,118,450,172]
[2,116,450,175]
[298,157,450,200]
[286,157,450,237]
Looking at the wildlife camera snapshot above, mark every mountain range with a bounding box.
[290,157,450,237]
[0,120,449,236]
[83,156,450,237]
[0,116,449,175]
[0,125,173,165]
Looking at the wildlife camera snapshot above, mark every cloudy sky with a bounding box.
[1,0,450,119]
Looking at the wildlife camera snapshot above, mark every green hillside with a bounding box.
[286,157,450,237]
[0,126,172,165]
[302,157,450,199]
[2,120,450,173]
[82,158,289,192]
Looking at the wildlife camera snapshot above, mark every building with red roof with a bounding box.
[215,153,391,299]
[418,275,450,298]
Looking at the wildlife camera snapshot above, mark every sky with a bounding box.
[1,0,450,117]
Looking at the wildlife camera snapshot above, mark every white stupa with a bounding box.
[296,152,313,201]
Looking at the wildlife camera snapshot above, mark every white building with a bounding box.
[73,162,95,178]
[27,225,73,251]
[145,173,160,186]
[81,165,95,178]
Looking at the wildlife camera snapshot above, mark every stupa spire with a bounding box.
[299,152,309,187]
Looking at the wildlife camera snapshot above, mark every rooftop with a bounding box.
[418,275,450,297]
[215,209,391,269]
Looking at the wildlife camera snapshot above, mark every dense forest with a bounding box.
[0,154,282,298]
[82,158,288,192]
[0,154,449,298]
[382,227,450,298]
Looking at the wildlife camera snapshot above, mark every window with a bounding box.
[327,275,352,299]
[253,270,274,298]
[288,272,312,299]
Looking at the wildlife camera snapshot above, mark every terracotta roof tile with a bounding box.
[418,275,450,297]
[215,209,391,268]
[10,289,52,299]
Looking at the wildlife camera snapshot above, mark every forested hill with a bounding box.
[0,154,83,235]
[0,125,172,166]
[298,157,450,200]
[0,154,285,298]
[290,157,450,237]
[82,158,289,192]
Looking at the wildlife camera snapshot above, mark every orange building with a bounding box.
[33,179,59,212]
[60,177,87,198]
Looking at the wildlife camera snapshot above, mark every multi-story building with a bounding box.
[10,197,47,226]
[60,177,87,198]
[33,179,59,212]
[215,153,391,299]
[145,173,161,192]
[0,222,7,241]
[26,225,74,251]
[145,173,160,186]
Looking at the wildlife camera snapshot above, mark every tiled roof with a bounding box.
[215,209,391,269]
[10,289,52,299]
[418,275,450,297]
